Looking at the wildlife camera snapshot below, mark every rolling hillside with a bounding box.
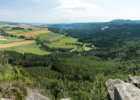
[0,26,85,55]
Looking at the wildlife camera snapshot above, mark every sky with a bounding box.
[0,0,140,23]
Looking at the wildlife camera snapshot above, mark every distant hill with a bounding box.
[0,21,20,25]
[1,19,140,27]
[109,19,140,24]
[46,19,140,27]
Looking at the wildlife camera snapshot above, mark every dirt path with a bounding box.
[0,40,35,48]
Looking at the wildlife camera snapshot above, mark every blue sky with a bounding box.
[0,0,140,23]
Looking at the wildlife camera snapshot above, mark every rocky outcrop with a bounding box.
[127,75,140,88]
[26,89,50,100]
[1,98,10,100]
[60,98,71,100]
[105,79,124,100]
[114,83,140,100]
[1,88,50,100]
[106,75,140,100]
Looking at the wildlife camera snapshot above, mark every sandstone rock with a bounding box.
[127,75,140,88]
[26,89,50,100]
[115,82,140,100]
[1,98,10,100]
[105,79,124,100]
[60,98,71,100]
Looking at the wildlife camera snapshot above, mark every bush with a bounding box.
[0,81,27,100]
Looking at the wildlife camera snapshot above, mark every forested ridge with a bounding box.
[48,21,140,60]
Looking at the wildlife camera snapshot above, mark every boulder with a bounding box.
[1,98,10,100]
[60,98,71,100]
[105,79,124,100]
[127,75,140,88]
[26,89,50,100]
[114,82,140,100]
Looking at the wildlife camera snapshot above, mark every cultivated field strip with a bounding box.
[16,30,49,38]
[0,38,7,40]
[0,40,35,48]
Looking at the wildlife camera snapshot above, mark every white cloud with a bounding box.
[2,0,140,23]
[57,0,96,12]
[50,0,99,23]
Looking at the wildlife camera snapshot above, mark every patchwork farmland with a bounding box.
[0,36,48,55]
[0,26,84,55]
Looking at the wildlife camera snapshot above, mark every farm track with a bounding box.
[0,40,35,48]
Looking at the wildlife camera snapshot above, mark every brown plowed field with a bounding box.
[0,40,35,48]
[16,30,49,38]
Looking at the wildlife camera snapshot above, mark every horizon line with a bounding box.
[0,19,140,24]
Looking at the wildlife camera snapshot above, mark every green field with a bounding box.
[0,37,25,44]
[36,31,61,40]
[47,36,80,49]
[1,43,49,55]
[36,31,83,50]
[0,36,49,55]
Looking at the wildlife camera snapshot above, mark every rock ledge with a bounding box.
[106,75,140,100]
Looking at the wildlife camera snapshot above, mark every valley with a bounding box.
[1,20,140,100]
[0,0,139,99]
